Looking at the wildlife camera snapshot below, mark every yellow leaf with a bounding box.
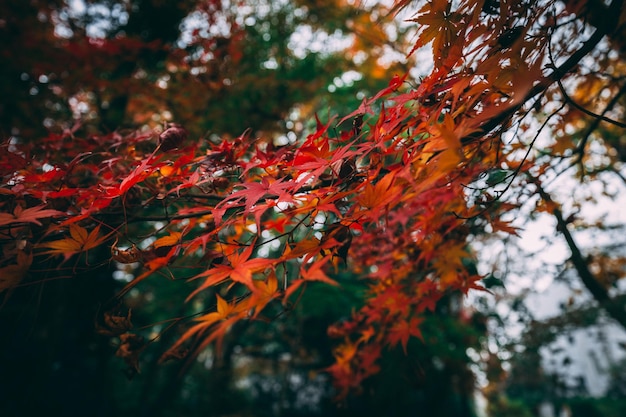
[153,231,182,249]
[38,224,110,261]
[158,165,177,177]
[215,294,232,317]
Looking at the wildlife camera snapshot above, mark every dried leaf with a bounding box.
[96,308,133,336]
[116,332,144,377]
[158,124,188,151]
[0,251,33,292]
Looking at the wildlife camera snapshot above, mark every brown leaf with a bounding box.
[116,332,144,377]
[339,158,357,181]
[0,250,33,293]
[111,242,142,264]
[159,346,190,363]
[96,308,133,336]
[497,26,524,49]
[158,124,187,151]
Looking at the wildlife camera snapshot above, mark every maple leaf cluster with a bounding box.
[2,0,625,395]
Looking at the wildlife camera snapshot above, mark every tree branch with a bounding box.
[558,79,626,130]
[521,293,626,347]
[532,179,626,329]
[571,81,626,164]
[461,0,625,145]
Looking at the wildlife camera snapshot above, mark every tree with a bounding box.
[2,0,626,413]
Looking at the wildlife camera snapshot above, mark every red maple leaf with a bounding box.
[187,241,272,300]
[387,317,424,354]
[0,205,64,227]
[218,177,294,215]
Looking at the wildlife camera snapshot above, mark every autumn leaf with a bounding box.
[263,216,292,233]
[104,154,163,197]
[284,256,338,300]
[0,205,64,227]
[196,294,237,328]
[250,270,280,318]
[158,123,188,151]
[153,231,182,248]
[412,0,462,67]
[371,73,408,101]
[116,332,144,376]
[38,224,111,261]
[96,308,133,336]
[460,275,492,295]
[320,223,353,264]
[490,219,521,236]
[416,279,441,313]
[387,317,424,354]
[187,241,272,300]
[219,177,293,214]
[281,237,337,262]
[301,257,338,285]
[162,294,244,363]
[0,250,33,292]
[414,1,450,46]
[356,171,402,214]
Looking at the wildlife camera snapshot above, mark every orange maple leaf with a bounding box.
[284,256,339,300]
[413,0,462,68]
[162,294,245,363]
[356,171,402,215]
[195,294,237,327]
[250,271,279,318]
[153,231,182,248]
[38,224,111,261]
